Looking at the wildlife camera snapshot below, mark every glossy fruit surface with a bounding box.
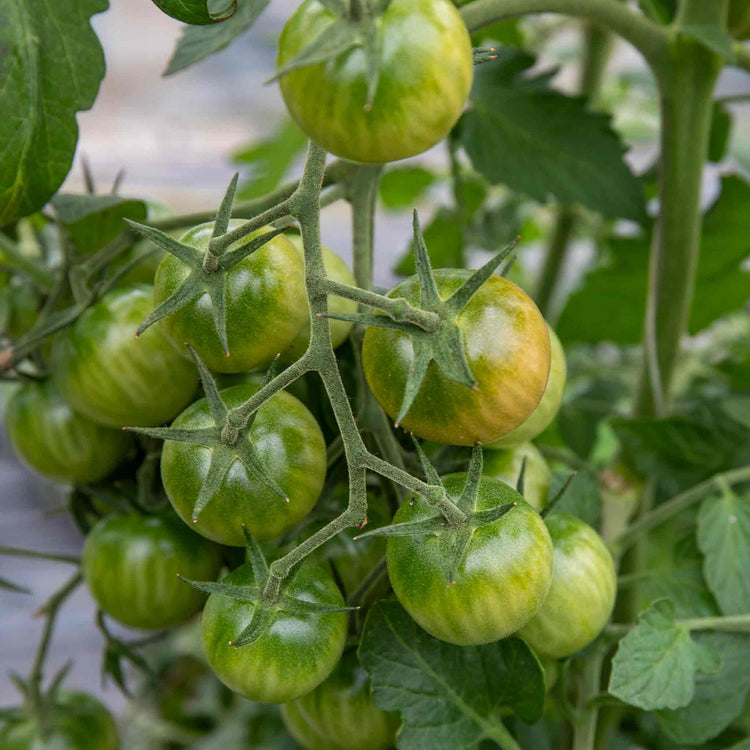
[162,384,326,546]
[482,442,551,511]
[0,691,118,750]
[82,513,222,630]
[520,513,616,659]
[280,235,356,363]
[154,220,307,373]
[52,284,198,428]
[488,325,566,448]
[5,379,132,484]
[363,270,551,446]
[387,474,554,645]
[277,0,473,164]
[281,648,399,750]
[201,561,348,704]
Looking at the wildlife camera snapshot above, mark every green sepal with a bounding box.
[123,219,202,267]
[278,596,359,615]
[124,426,217,445]
[213,173,238,237]
[230,606,275,648]
[473,47,499,65]
[516,456,527,497]
[355,515,452,540]
[177,576,263,604]
[540,471,577,519]
[192,446,236,520]
[438,525,474,584]
[470,502,517,526]
[412,436,444,488]
[457,444,483,513]
[243,525,269,583]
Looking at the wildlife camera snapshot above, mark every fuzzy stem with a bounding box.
[573,646,606,750]
[348,166,383,293]
[606,613,750,638]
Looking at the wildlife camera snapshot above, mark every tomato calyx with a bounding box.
[357,444,518,583]
[126,345,287,523]
[124,175,287,358]
[327,211,519,426]
[179,526,356,648]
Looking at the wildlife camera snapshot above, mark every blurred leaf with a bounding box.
[639,0,677,23]
[471,19,524,47]
[152,0,236,25]
[609,599,721,711]
[0,0,107,225]
[708,102,732,163]
[558,175,750,344]
[657,632,750,745]
[359,600,545,749]
[680,23,736,61]
[379,167,436,210]
[165,0,270,75]
[548,469,601,527]
[697,490,750,615]
[720,395,750,429]
[458,49,646,222]
[52,194,147,256]
[233,119,307,200]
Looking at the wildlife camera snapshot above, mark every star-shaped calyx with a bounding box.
[356,440,518,583]
[123,174,287,356]
[179,526,357,647]
[125,345,287,523]
[325,211,519,426]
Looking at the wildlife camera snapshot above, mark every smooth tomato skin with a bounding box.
[201,561,348,704]
[278,0,473,164]
[387,474,554,645]
[281,649,399,750]
[280,236,357,364]
[0,691,118,750]
[154,220,308,373]
[482,442,551,511]
[162,384,327,547]
[488,325,566,448]
[520,513,616,659]
[51,284,198,428]
[82,513,222,630]
[4,379,132,484]
[363,270,551,446]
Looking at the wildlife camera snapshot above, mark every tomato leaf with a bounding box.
[609,599,721,711]
[547,469,601,528]
[151,0,236,25]
[52,195,147,257]
[557,174,750,344]
[0,0,107,226]
[359,600,545,749]
[697,490,750,616]
[680,24,736,61]
[379,167,436,210]
[165,0,270,76]
[656,632,750,745]
[458,49,646,223]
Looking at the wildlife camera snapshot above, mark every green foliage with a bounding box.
[152,0,236,25]
[379,167,436,210]
[547,469,601,527]
[359,600,545,749]
[458,49,646,223]
[609,599,721,711]
[0,0,107,225]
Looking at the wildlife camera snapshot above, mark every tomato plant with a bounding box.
[82,513,223,630]
[5,379,133,484]
[277,0,474,164]
[51,284,198,427]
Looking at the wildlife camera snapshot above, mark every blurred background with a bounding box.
[2,0,749,732]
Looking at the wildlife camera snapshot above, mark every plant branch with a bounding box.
[573,645,607,750]
[0,546,80,565]
[606,613,750,638]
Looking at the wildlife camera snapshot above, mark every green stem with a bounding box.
[573,646,606,750]
[348,166,383,294]
[484,722,522,750]
[606,613,750,638]
[459,0,669,72]
[0,546,80,565]
[535,207,576,318]
[610,465,750,554]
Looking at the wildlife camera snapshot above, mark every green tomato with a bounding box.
[387,474,554,645]
[520,513,616,659]
[154,220,308,373]
[82,513,222,630]
[482,442,551,511]
[487,325,566,448]
[279,235,356,364]
[162,383,327,546]
[277,0,473,164]
[201,561,348,704]
[4,379,132,484]
[52,284,198,428]
[363,270,551,446]
[0,691,118,750]
[280,648,399,750]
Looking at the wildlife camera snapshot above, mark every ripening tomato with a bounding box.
[363,270,551,446]
[201,561,348,704]
[387,474,554,645]
[281,649,399,750]
[51,284,198,428]
[482,442,551,510]
[277,0,473,164]
[161,384,327,546]
[154,220,308,373]
[487,325,566,448]
[4,379,133,484]
[520,513,616,659]
[82,513,223,630]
